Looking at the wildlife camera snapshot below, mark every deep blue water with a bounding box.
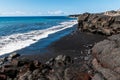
[0,16,77,56]
[0,16,74,36]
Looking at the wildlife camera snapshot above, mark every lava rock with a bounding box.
[78,12,120,35]
[92,73,105,80]
[8,53,20,61]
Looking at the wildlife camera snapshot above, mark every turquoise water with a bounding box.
[0,16,77,56]
[0,16,73,36]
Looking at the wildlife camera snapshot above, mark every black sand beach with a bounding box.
[24,11,120,80]
[21,30,106,63]
[1,11,120,80]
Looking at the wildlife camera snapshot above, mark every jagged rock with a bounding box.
[104,10,120,16]
[102,28,111,35]
[5,69,18,79]
[92,73,105,80]
[0,74,7,80]
[92,34,120,70]
[18,71,32,80]
[32,69,40,76]
[47,74,59,80]
[8,53,20,61]
[11,59,19,66]
[0,57,7,65]
[64,68,75,80]
[84,56,89,61]
[75,72,91,80]
[45,58,55,66]
[55,55,72,66]
[78,12,120,35]
[92,34,120,80]
[38,77,49,80]
[92,58,120,80]
[0,53,92,80]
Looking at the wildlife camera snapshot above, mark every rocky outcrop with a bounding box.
[69,14,80,18]
[0,54,91,80]
[104,10,120,16]
[78,12,120,35]
[92,34,120,80]
[77,11,120,79]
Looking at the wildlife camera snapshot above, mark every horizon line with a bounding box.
[0,15,69,17]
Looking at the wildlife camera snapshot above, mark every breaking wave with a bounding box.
[0,20,77,56]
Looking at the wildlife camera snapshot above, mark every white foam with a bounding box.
[0,20,77,56]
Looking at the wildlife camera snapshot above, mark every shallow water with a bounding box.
[0,16,77,56]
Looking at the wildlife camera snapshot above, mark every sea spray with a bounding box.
[0,20,77,56]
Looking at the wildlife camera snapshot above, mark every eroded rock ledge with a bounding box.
[78,12,120,35]
[92,34,120,80]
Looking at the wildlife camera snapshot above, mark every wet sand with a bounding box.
[21,30,106,63]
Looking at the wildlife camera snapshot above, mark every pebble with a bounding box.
[84,57,89,61]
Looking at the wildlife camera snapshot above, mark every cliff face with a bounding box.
[92,34,120,80]
[78,12,120,35]
[77,11,120,80]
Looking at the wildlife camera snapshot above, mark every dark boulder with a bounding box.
[92,34,120,79]
[8,53,20,61]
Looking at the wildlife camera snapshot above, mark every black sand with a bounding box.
[21,30,106,63]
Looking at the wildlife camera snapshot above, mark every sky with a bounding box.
[0,0,120,16]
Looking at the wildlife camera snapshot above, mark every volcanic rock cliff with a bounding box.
[92,34,120,80]
[78,12,120,35]
[77,11,120,80]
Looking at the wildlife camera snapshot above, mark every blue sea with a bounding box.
[0,16,77,56]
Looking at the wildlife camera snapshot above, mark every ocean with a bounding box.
[0,16,77,56]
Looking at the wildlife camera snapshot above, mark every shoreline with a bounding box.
[1,11,120,80]
[0,19,77,57]
[20,30,107,63]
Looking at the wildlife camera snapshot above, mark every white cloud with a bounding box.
[14,11,25,15]
[37,12,43,15]
[0,11,26,16]
[0,10,65,16]
[48,10,64,15]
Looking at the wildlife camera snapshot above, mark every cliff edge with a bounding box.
[78,11,120,35]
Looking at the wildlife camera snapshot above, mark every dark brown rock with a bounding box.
[8,53,20,61]
[78,12,120,35]
[92,73,105,80]
[0,73,7,80]
[0,53,93,80]
[92,34,120,80]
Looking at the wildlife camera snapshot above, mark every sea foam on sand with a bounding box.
[0,20,77,56]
